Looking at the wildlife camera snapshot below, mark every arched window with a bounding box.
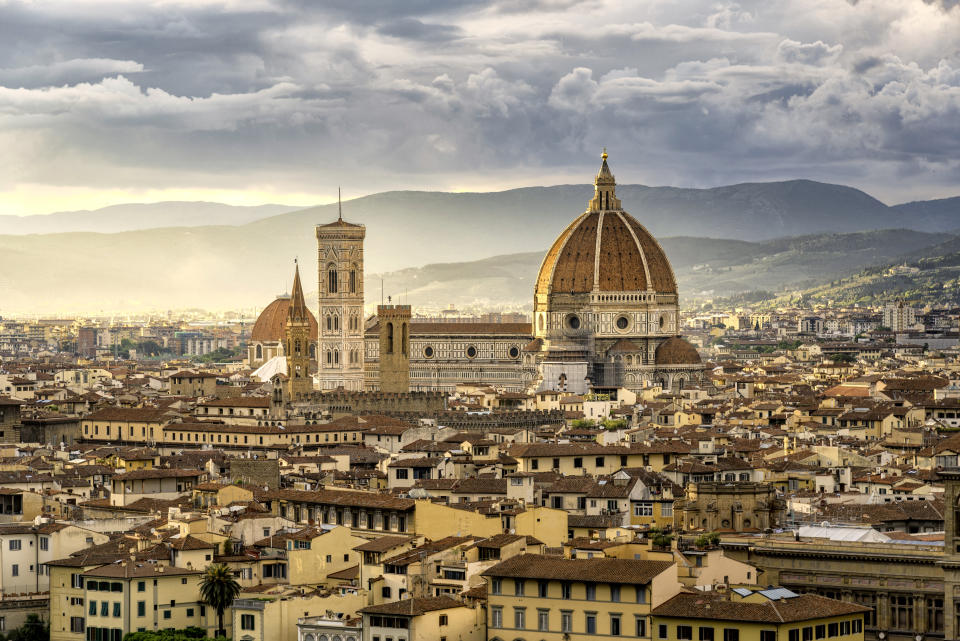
[350,268,357,294]
[333,315,339,331]
[402,322,408,356]
[326,316,332,331]
[294,340,301,356]
[309,344,316,359]
[334,350,339,364]
[328,265,338,293]
[255,344,262,360]
[386,322,394,354]
[326,350,332,364]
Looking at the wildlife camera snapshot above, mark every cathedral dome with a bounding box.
[655,336,702,365]
[535,154,676,297]
[251,296,318,343]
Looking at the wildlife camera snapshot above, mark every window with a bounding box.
[585,613,597,635]
[699,627,714,641]
[113,603,120,617]
[852,619,862,634]
[514,608,525,629]
[659,624,669,639]
[491,607,502,629]
[760,632,776,641]
[927,597,944,633]
[610,614,622,636]
[574,457,583,468]
[186,608,194,617]
[634,502,653,516]
[11,565,17,577]
[678,625,693,640]
[101,602,109,617]
[891,595,913,631]
[163,611,171,620]
[724,630,739,641]
[538,610,549,632]
[241,614,255,630]
[89,601,97,616]
[585,584,596,600]
[661,502,673,517]
[538,580,548,598]
[70,617,84,633]
[137,602,145,617]
[802,627,813,641]
[609,585,620,602]
[137,581,145,592]
[827,623,838,637]
[8,540,20,551]
[636,586,647,603]
[635,616,647,637]
[561,582,571,599]
[39,537,48,551]
[815,626,826,640]
[561,611,572,633]
[491,578,502,595]
[395,469,409,480]
[596,456,605,467]
[789,630,799,641]
[514,579,525,596]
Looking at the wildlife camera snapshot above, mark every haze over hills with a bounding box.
[0,202,301,234]
[0,179,957,314]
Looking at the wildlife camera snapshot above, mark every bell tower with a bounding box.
[316,190,366,391]
[284,261,313,401]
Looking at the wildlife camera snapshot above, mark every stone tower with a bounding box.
[316,194,366,391]
[940,468,960,640]
[284,261,314,401]
[378,304,411,393]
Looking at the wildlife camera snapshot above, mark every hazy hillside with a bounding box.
[0,179,958,314]
[0,202,300,234]
[368,230,949,309]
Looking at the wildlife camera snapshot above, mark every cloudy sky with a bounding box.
[1,0,959,215]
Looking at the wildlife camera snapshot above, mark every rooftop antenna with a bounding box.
[338,187,342,222]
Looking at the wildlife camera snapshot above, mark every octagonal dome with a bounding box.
[251,296,318,343]
[655,336,702,365]
[536,153,677,297]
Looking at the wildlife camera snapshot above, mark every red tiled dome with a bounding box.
[655,337,702,365]
[251,297,318,343]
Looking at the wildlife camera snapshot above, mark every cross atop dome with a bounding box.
[589,148,621,211]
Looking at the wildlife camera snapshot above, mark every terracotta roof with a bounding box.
[360,596,465,616]
[251,296,318,343]
[655,337,702,366]
[652,592,870,623]
[482,553,673,584]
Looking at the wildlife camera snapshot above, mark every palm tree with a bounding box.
[199,563,241,637]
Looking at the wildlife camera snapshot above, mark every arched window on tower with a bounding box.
[328,265,338,293]
[386,322,394,354]
[350,268,357,294]
[326,350,332,365]
[255,344,262,360]
[402,323,408,356]
[334,349,340,365]
[326,316,332,331]
[333,315,339,331]
[310,344,316,359]
[294,340,301,356]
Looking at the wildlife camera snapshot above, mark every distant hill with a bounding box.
[368,230,951,309]
[0,202,300,234]
[0,179,958,314]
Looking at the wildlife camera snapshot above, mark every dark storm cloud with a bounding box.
[0,0,959,204]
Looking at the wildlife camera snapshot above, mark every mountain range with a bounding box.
[0,180,957,314]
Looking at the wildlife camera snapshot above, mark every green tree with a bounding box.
[199,564,241,637]
[7,614,48,641]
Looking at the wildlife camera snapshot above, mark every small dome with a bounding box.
[251,297,318,343]
[655,337,702,365]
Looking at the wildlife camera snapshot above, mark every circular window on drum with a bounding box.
[423,346,434,359]
[615,315,629,331]
[659,315,666,330]
[566,314,581,331]
[466,345,478,358]
[508,346,520,359]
